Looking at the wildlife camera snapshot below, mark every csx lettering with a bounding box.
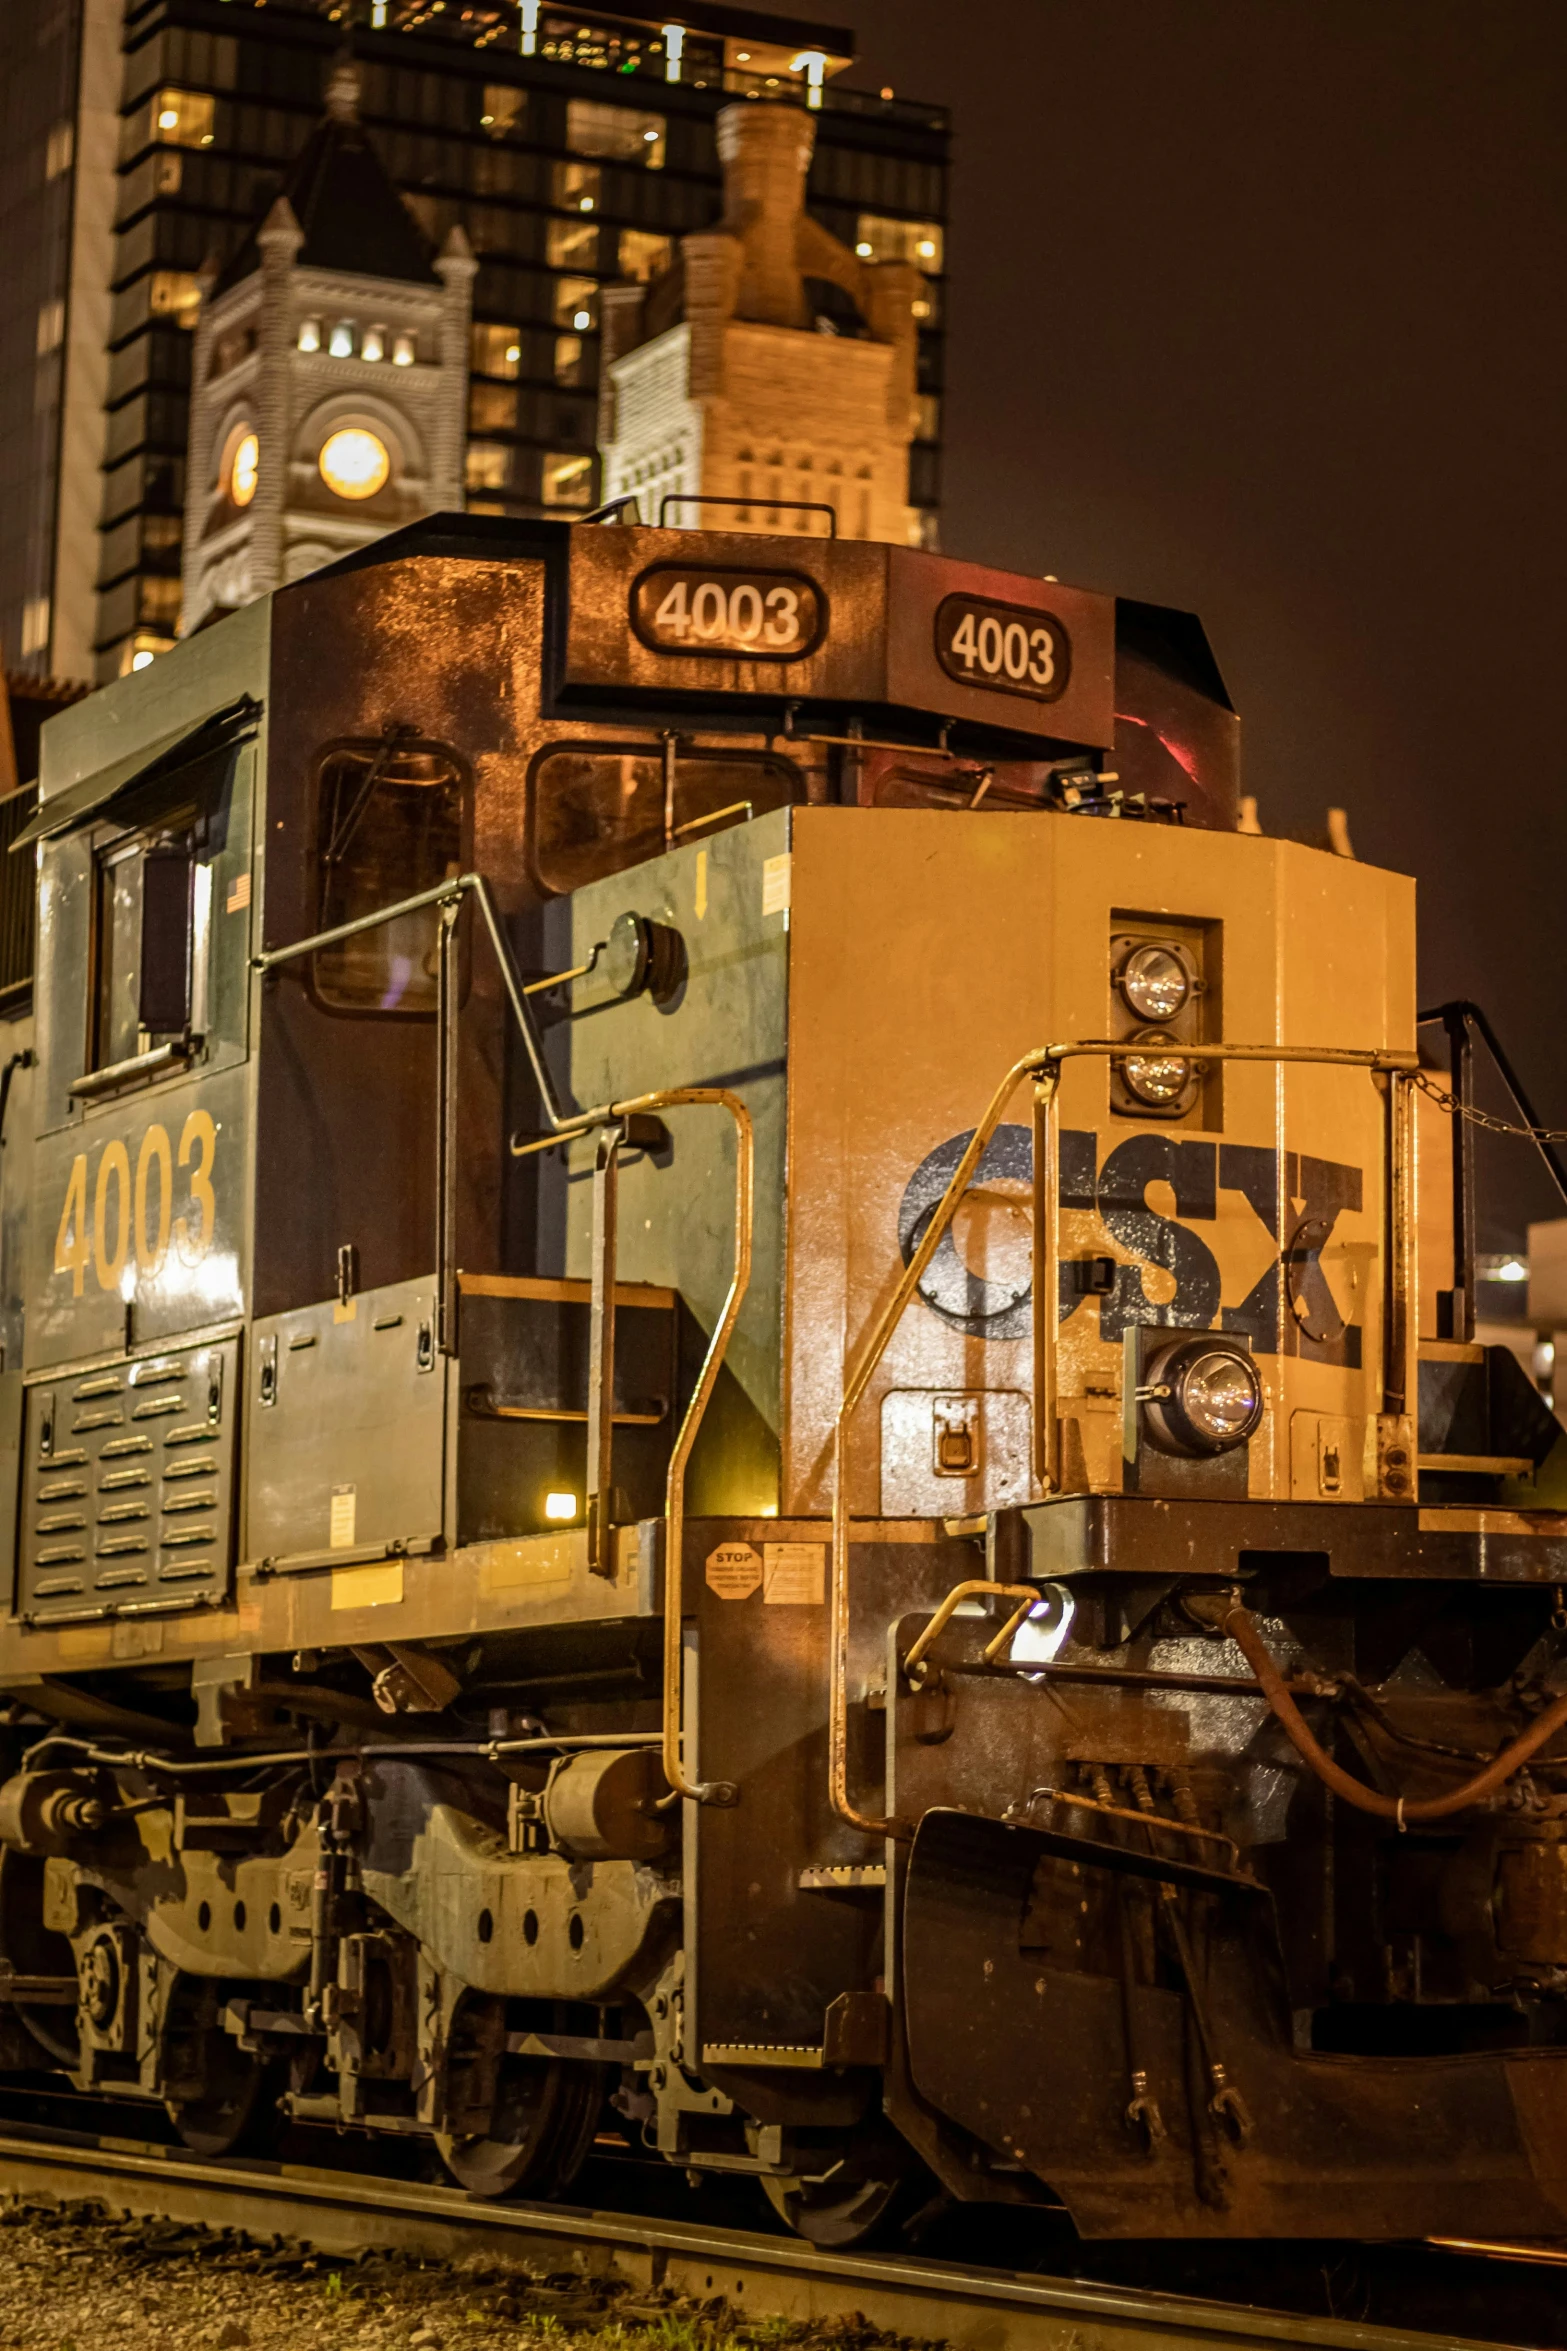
[898,1126,1364,1367]
[53,1111,218,1300]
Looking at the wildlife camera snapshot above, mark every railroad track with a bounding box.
[0,2119,1543,2351]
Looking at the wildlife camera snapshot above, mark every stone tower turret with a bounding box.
[181,53,475,633]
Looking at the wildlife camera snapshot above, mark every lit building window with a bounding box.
[566,99,666,169]
[35,300,64,357]
[520,0,539,55]
[662,23,684,81]
[915,394,941,442]
[362,325,385,363]
[465,444,511,492]
[546,217,598,272]
[329,320,356,358]
[470,382,518,432]
[391,332,416,366]
[148,271,203,328]
[553,332,585,386]
[472,323,522,379]
[619,229,671,283]
[139,577,182,627]
[854,214,944,274]
[541,451,594,509]
[481,83,526,137]
[553,275,598,331]
[20,598,51,658]
[319,428,390,501]
[152,88,215,149]
[222,427,259,506]
[552,159,600,214]
[45,121,73,179]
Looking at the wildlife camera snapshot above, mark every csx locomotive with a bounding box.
[0,511,1564,2248]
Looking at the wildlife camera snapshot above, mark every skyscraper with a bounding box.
[0,1,950,688]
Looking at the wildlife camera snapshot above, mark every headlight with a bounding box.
[1122,1030,1197,1107]
[1118,942,1190,1023]
[1142,1335,1264,1455]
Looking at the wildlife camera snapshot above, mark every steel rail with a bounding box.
[0,2124,1524,2351]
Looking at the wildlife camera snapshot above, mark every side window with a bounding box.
[91,814,205,1073]
[529,743,803,896]
[311,737,466,1016]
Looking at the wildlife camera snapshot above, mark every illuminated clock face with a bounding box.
[228,431,259,506]
[319,427,390,500]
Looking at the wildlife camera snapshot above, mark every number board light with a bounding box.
[631,565,826,662]
[934,593,1072,703]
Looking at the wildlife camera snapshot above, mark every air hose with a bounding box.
[1220,1600,1567,1825]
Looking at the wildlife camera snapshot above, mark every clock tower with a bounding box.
[181,53,475,634]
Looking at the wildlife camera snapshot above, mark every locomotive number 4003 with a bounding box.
[934,592,1072,703]
[631,565,825,661]
[53,1110,218,1298]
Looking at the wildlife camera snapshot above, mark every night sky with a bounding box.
[784,1,1567,1253]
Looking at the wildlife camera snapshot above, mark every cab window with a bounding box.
[312,736,466,1015]
[529,743,802,896]
[90,812,204,1073]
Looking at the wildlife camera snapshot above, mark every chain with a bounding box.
[1411,1066,1567,1145]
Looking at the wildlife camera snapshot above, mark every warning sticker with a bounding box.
[763,1542,825,1605]
[329,1484,357,1550]
[706,1541,762,1599]
[761,853,791,918]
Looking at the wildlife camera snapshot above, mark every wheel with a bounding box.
[161,1973,273,2157]
[762,2137,919,2249]
[436,1994,604,2199]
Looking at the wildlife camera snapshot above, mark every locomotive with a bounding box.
[0,509,1565,2249]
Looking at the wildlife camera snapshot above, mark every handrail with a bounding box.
[259,889,756,1812]
[254,871,578,1136]
[829,1036,1420,1836]
[901,1579,1041,1687]
[593,1088,753,1809]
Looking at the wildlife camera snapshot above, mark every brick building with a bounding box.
[598,100,921,542]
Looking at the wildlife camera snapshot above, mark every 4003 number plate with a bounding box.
[631,565,826,661]
[934,593,1071,703]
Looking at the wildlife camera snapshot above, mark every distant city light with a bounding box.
[573,308,591,329]
[131,650,155,671]
[663,23,685,81]
[1478,1253,1529,1283]
[158,108,178,129]
[855,241,872,257]
[544,1491,577,1521]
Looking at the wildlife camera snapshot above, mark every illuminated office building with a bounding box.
[0,1,950,685]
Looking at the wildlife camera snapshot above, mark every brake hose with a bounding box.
[1221,1600,1567,1825]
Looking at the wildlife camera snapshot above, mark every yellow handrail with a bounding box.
[597,1087,755,1808]
[828,1037,1418,1835]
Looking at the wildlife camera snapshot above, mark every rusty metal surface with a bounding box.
[563,530,1118,752]
[901,1806,1567,2244]
[0,2125,1527,2351]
